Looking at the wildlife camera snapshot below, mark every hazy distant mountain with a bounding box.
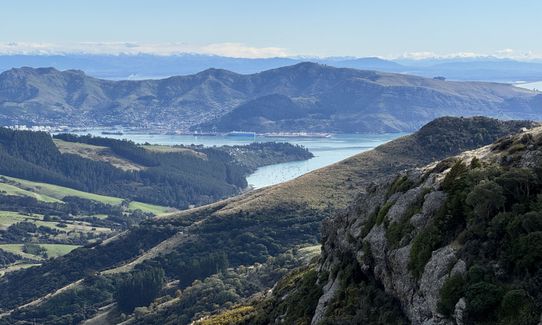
[2,54,542,82]
[400,58,542,82]
[0,63,539,132]
[0,55,407,80]
[318,57,407,72]
[0,54,299,79]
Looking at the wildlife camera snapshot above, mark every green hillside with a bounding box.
[0,117,534,325]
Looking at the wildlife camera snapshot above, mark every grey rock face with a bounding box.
[454,298,467,325]
[311,273,341,325]
[316,168,464,324]
[419,246,458,317]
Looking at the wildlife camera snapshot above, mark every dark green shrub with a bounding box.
[470,157,481,169]
[437,274,465,316]
[465,180,505,221]
[466,265,489,284]
[496,168,537,203]
[386,220,411,249]
[442,161,468,192]
[508,143,526,154]
[324,261,408,325]
[387,175,413,197]
[376,201,393,225]
[22,243,47,258]
[499,289,539,325]
[511,231,542,274]
[360,207,379,238]
[465,281,504,320]
[408,224,440,279]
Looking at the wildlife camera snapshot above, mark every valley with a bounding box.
[0,129,313,280]
[0,117,534,324]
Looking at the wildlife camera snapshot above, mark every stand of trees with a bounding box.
[116,267,165,313]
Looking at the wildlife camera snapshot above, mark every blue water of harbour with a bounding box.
[71,131,406,189]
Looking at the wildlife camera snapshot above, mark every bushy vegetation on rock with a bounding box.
[434,161,542,323]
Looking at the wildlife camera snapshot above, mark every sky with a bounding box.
[1,0,541,59]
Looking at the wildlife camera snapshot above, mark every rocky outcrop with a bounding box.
[312,126,542,324]
[315,171,456,324]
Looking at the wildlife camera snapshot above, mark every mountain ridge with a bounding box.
[2,54,542,82]
[0,63,539,133]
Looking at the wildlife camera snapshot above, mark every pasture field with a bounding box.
[0,211,42,228]
[2,175,173,215]
[0,243,80,259]
[5,176,124,205]
[0,181,60,203]
[54,139,145,171]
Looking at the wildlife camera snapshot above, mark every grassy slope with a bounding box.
[0,182,60,203]
[174,117,537,219]
[0,263,40,277]
[6,176,123,205]
[2,175,173,215]
[0,211,42,228]
[127,201,172,215]
[54,139,145,171]
[0,244,79,259]
[0,210,111,233]
[142,144,207,158]
[161,133,422,221]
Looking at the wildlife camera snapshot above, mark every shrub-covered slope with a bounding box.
[229,124,542,324]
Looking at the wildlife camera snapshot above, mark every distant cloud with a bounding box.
[399,51,481,60]
[199,43,289,58]
[0,42,541,61]
[0,42,290,58]
[398,49,542,61]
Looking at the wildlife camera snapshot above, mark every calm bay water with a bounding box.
[245,134,404,188]
[71,131,405,189]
